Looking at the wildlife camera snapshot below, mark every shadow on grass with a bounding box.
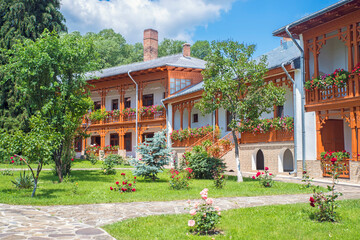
[41,170,113,183]
[226,175,254,182]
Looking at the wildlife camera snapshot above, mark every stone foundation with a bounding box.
[350,160,360,183]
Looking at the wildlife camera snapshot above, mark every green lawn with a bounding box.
[0,158,132,169]
[0,170,315,205]
[103,199,360,240]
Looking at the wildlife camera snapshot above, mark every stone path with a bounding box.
[1,177,360,239]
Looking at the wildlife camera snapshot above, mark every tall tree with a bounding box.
[0,0,67,132]
[191,40,211,59]
[2,31,99,182]
[197,40,285,182]
[158,38,186,57]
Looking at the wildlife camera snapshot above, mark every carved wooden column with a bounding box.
[187,101,192,129]
[138,126,144,145]
[215,108,219,127]
[82,137,86,154]
[117,86,125,122]
[99,129,108,150]
[355,108,360,161]
[353,22,360,66]
[316,111,325,160]
[180,108,184,130]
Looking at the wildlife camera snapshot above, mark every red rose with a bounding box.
[132,188,136,192]
[10,157,13,160]
[310,202,315,207]
[309,197,315,202]
[303,171,307,174]
[269,173,272,176]
[121,173,125,176]
[265,167,269,171]
[331,157,337,164]
[129,183,132,187]
[20,158,22,161]
[256,172,261,177]
[110,186,113,190]
[116,181,119,185]
[122,181,126,185]
[71,158,74,161]
[11,160,14,163]
[134,177,136,179]
[252,176,256,180]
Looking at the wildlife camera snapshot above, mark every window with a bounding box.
[163,92,166,99]
[193,114,198,123]
[110,133,119,146]
[74,136,82,152]
[226,111,232,131]
[124,97,131,108]
[91,136,101,146]
[170,78,192,94]
[124,133,132,151]
[142,94,154,106]
[142,132,154,142]
[112,99,119,110]
[94,101,101,110]
[276,106,284,118]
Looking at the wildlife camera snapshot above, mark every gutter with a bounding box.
[284,25,306,174]
[281,63,298,175]
[127,70,139,159]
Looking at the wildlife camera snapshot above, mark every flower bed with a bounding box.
[304,68,350,91]
[170,125,215,142]
[320,151,350,178]
[238,117,293,134]
[140,105,164,115]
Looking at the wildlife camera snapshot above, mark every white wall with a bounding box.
[344,121,352,154]
[191,107,212,129]
[284,86,294,117]
[218,108,229,138]
[143,82,165,106]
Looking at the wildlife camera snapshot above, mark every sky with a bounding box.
[60,0,340,57]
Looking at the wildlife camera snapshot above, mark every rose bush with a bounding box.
[252,167,275,187]
[110,173,136,193]
[169,167,193,190]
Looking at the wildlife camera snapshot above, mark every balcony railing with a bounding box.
[321,159,350,179]
[85,109,165,126]
[306,74,360,105]
[240,128,294,144]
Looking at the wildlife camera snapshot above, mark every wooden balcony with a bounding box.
[306,74,360,106]
[321,159,350,179]
[85,110,165,126]
[240,128,294,144]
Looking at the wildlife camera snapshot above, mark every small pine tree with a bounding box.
[132,130,171,181]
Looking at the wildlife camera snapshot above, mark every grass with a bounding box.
[0,170,316,205]
[103,199,360,240]
[0,158,132,169]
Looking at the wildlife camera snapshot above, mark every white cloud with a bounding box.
[60,0,236,43]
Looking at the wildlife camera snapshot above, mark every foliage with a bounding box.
[104,145,119,151]
[304,68,350,91]
[307,150,348,222]
[169,167,193,190]
[110,173,137,193]
[238,117,294,133]
[139,105,164,115]
[102,154,118,175]
[0,115,61,197]
[85,145,99,165]
[1,169,13,176]
[132,130,171,181]
[212,166,226,189]
[201,139,213,149]
[2,30,100,182]
[191,40,211,59]
[0,0,67,132]
[86,109,108,121]
[252,167,275,187]
[158,38,186,57]
[122,107,136,117]
[197,40,285,182]
[187,189,221,234]
[170,125,217,142]
[300,170,313,189]
[183,146,225,179]
[11,171,34,189]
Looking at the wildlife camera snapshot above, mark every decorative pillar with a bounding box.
[215,109,219,127]
[180,108,184,130]
[316,111,325,160]
[354,108,360,161]
[118,86,125,122]
[82,137,86,156]
[187,102,192,129]
[313,37,319,78]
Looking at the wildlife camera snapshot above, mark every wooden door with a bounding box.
[321,119,344,152]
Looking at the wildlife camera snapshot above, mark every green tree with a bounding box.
[0,0,67,132]
[132,130,171,181]
[158,38,186,57]
[2,30,99,182]
[191,40,211,59]
[197,40,285,182]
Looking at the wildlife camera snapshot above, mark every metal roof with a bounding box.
[272,0,353,37]
[86,53,206,80]
[164,81,204,102]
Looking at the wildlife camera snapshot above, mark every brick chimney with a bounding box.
[182,43,191,57]
[143,29,158,61]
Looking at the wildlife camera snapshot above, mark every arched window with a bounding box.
[256,149,264,170]
[283,149,294,172]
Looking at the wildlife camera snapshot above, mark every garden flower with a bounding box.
[256,172,261,177]
[129,183,132,187]
[252,176,256,179]
[10,157,13,160]
[218,212,221,216]
[121,173,125,176]
[116,181,119,185]
[71,158,74,161]
[132,188,136,192]
[309,197,315,202]
[190,209,197,215]
[215,206,221,211]
[110,187,113,190]
[188,220,195,227]
[11,160,14,163]
[201,194,207,200]
[134,177,136,179]
[206,198,213,205]
[187,200,191,204]
[265,167,269,171]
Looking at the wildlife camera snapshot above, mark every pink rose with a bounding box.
[206,198,213,205]
[201,195,207,200]
[218,212,221,216]
[190,209,197,215]
[188,220,195,227]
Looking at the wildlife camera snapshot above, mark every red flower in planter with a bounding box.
[331,157,337,164]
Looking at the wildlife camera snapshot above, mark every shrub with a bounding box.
[212,166,226,189]
[1,169,13,176]
[184,146,225,179]
[11,171,34,189]
[201,139,212,149]
[102,154,118,175]
[169,167,193,190]
[252,167,275,187]
[85,144,99,165]
[187,188,221,235]
[110,173,136,193]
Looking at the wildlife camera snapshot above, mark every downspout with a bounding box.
[281,63,297,175]
[127,70,138,159]
[285,25,306,173]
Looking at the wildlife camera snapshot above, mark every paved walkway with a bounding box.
[1,178,360,240]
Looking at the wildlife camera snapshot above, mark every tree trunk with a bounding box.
[232,130,243,182]
[31,178,37,197]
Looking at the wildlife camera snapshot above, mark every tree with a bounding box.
[191,40,211,59]
[0,0,67,132]
[0,114,61,197]
[2,30,99,182]
[132,130,171,181]
[197,40,285,182]
[158,38,186,57]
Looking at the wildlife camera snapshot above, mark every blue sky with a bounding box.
[61,0,340,57]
